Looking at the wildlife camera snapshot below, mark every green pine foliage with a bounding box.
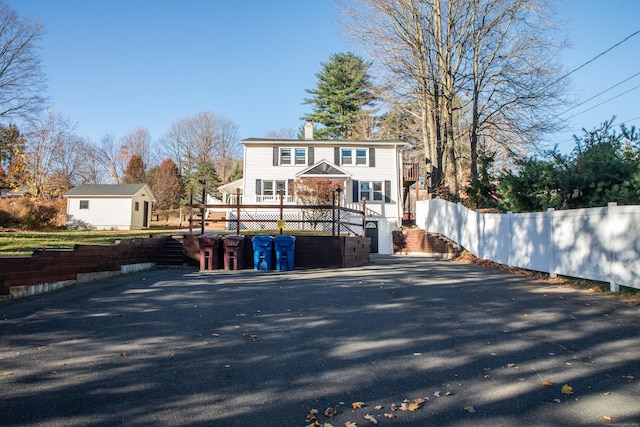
[302,52,375,139]
[498,120,640,212]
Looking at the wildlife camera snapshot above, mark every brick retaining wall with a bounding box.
[0,236,166,300]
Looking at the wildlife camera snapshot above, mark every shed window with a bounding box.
[79,200,89,209]
[134,201,140,211]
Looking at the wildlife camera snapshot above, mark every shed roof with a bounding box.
[64,184,154,199]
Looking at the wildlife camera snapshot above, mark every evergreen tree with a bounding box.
[226,162,243,183]
[302,52,376,139]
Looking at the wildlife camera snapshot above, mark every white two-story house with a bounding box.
[218,126,409,254]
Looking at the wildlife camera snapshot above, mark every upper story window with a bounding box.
[339,147,370,166]
[294,148,307,165]
[279,147,307,165]
[79,200,89,209]
[280,148,292,165]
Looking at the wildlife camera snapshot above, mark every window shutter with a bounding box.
[352,180,359,202]
[384,180,391,202]
[308,147,314,165]
[369,147,376,167]
[256,179,262,195]
[334,147,340,165]
[273,147,278,166]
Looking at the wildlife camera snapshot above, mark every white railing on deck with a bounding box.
[416,198,640,292]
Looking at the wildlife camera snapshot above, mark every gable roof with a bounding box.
[296,160,350,178]
[64,184,155,200]
[242,138,407,148]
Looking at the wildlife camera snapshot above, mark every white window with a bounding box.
[356,149,368,165]
[280,148,291,165]
[257,180,289,197]
[359,181,371,201]
[357,180,389,203]
[79,200,89,209]
[341,148,367,166]
[341,148,353,165]
[294,148,307,165]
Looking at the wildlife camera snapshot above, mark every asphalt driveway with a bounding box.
[1,256,639,426]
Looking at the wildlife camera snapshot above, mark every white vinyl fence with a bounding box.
[416,198,640,291]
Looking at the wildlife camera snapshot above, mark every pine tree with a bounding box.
[302,52,376,140]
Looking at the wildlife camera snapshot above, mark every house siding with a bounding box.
[239,139,406,254]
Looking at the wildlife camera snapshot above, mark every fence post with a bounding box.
[236,188,241,236]
[507,211,513,266]
[332,191,336,236]
[608,202,620,292]
[279,189,284,235]
[200,179,206,235]
[361,197,366,237]
[189,187,193,234]
[548,208,556,278]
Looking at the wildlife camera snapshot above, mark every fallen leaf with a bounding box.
[433,391,441,397]
[561,384,573,395]
[603,415,614,421]
[363,414,378,424]
[553,399,561,403]
[523,313,529,317]
[306,409,319,422]
[374,405,382,410]
[399,402,408,411]
[345,422,357,427]
[413,398,426,405]
[623,374,635,381]
[120,352,127,357]
[408,402,420,411]
[390,403,398,411]
[324,423,334,427]
[305,422,321,427]
[324,407,337,418]
[352,402,365,410]
[383,413,394,419]
[507,363,517,368]
[464,405,476,413]
[2,371,13,377]
[445,391,453,396]
[542,380,554,387]
[249,334,258,341]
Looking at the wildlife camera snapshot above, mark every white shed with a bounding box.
[64,184,156,230]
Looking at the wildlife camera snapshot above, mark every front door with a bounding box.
[365,220,378,253]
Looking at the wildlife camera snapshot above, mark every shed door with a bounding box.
[365,220,378,253]
[143,201,149,227]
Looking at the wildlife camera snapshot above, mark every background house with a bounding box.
[64,184,156,230]
[219,132,408,254]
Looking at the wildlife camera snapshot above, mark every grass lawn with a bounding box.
[0,229,185,257]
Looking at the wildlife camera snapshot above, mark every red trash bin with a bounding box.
[223,235,245,270]
[199,234,222,270]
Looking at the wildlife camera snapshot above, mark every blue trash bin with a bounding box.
[252,235,274,270]
[274,235,295,271]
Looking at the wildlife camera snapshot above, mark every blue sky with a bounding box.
[5,0,640,155]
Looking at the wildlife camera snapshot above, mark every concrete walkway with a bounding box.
[1,256,639,426]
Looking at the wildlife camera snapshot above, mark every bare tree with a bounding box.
[120,127,154,168]
[96,133,125,183]
[161,111,241,184]
[342,0,567,195]
[264,128,297,139]
[0,3,47,121]
[24,111,77,197]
